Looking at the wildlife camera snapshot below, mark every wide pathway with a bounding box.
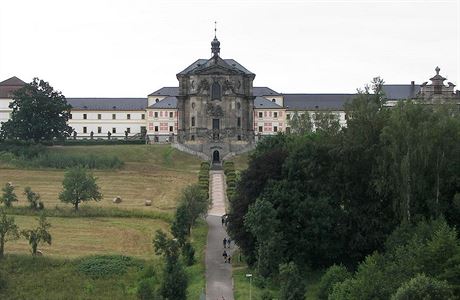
[206,170,234,300]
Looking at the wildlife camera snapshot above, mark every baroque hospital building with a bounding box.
[1,36,459,161]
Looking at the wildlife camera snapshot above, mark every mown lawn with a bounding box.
[6,215,169,259]
[0,145,200,212]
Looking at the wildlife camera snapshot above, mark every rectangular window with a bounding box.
[286,113,290,120]
[274,126,278,132]
[274,112,278,118]
[112,128,116,133]
[155,126,159,132]
[258,112,263,118]
[127,114,131,120]
[141,114,145,120]
[112,114,116,120]
[154,112,158,118]
[258,126,263,132]
[126,128,131,133]
[191,117,195,127]
[169,126,173,132]
[83,127,87,133]
[83,114,87,120]
[98,114,101,119]
[237,117,241,128]
[169,112,173,118]
[97,127,102,133]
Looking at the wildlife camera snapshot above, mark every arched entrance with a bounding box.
[212,150,220,164]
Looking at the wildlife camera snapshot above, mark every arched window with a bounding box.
[272,99,276,102]
[155,98,159,103]
[237,102,241,110]
[211,82,221,100]
[191,102,195,109]
[191,116,195,127]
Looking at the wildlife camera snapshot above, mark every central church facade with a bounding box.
[154,35,258,161]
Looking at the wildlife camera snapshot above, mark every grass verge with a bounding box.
[186,218,208,299]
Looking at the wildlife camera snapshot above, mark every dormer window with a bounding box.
[155,98,159,103]
[211,82,221,100]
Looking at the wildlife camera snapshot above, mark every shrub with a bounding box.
[137,278,156,300]
[318,264,351,300]
[200,161,210,170]
[78,255,139,278]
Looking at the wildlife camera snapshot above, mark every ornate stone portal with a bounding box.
[175,34,256,162]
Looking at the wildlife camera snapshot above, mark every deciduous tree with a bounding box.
[0,183,18,208]
[59,167,102,211]
[21,214,52,255]
[0,78,72,142]
[0,209,19,258]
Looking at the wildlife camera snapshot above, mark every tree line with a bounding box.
[227,78,460,298]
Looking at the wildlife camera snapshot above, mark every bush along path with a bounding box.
[206,170,234,300]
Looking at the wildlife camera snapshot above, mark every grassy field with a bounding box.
[6,215,169,259]
[0,145,200,212]
[0,218,208,300]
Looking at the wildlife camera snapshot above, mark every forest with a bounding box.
[228,79,460,299]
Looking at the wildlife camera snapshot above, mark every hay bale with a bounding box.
[112,196,122,204]
[144,200,152,206]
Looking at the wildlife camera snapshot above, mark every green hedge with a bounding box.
[198,161,210,199]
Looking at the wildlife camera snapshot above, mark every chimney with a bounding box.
[411,81,415,88]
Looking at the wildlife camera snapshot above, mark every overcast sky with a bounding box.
[0,0,459,97]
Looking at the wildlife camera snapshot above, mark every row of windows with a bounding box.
[153,126,174,132]
[71,113,145,120]
[258,111,280,118]
[258,126,278,132]
[151,111,174,118]
[82,127,133,134]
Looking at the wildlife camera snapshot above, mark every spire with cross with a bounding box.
[211,21,220,57]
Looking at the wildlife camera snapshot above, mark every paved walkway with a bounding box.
[206,170,234,300]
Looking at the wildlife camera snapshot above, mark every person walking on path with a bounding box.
[227,238,231,248]
[223,250,228,263]
[221,216,225,226]
[223,237,227,248]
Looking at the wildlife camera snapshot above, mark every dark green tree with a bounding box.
[0,78,72,142]
[153,230,187,300]
[0,209,19,258]
[227,134,289,265]
[59,167,102,211]
[171,203,190,246]
[0,183,18,208]
[180,184,209,233]
[21,214,52,255]
[245,197,282,277]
